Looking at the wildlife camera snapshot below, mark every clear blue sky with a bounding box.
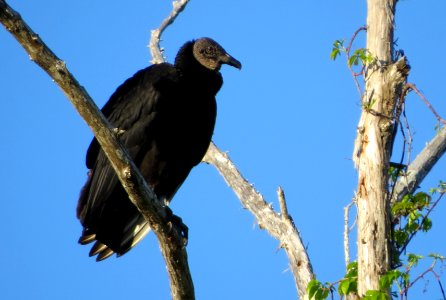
[1,0,445,299]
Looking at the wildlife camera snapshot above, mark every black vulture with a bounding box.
[76,38,241,261]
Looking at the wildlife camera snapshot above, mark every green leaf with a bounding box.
[330,39,344,61]
[330,48,340,60]
[339,278,357,295]
[393,230,409,247]
[345,261,358,277]
[307,279,320,299]
[348,48,372,67]
[392,200,412,217]
[379,270,401,290]
[348,55,359,67]
[338,280,349,295]
[413,192,431,209]
[429,253,445,262]
[421,218,432,231]
[363,290,390,300]
[315,288,329,300]
[407,253,423,267]
[401,272,410,287]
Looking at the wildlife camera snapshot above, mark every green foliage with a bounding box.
[429,180,446,194]
[348,48,374,67]
[330,39,344,61]
[329,25,446,300]
[363,98,377,111]
[388,166,399,183]
[308,254,445,299]
[307,279,331,300]
[428,253,445,262]
[338,262,358,296]
[363,290,390,300]
[407,253,423,267]
[388,164,406,184]
[380,270,404,290]
[392,191,432,250]
[330,39,374,68]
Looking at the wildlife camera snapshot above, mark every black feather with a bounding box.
[77,38,241,260]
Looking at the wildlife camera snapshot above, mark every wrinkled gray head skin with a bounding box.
[192,38,242,71]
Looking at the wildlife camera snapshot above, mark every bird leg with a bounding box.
[112,127,126,136]
[165,206,189,246]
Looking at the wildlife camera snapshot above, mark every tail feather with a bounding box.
[117,222,152,257]
[78,220,152,261]
[78,232,96,245]
[89,241,108,257]
[96,248,115,261]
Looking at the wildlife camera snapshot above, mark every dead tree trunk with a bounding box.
[353,0,409,296]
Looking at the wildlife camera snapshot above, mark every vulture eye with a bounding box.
[204,46,215,56]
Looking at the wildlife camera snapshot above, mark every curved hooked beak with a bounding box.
[220,53,242,70]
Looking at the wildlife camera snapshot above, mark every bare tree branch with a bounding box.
[2,0,316,298]
[343,201,355,268]
[345,26,367,100]
[149,0,190,64]
[391,126,446,204]
[390,84,446,204]
[0,1,194,299]
[354,0,407,294]
[203,143,314,300]
[147,1,314,297]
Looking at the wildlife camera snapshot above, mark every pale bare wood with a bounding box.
[149,0,190,64]
[391,116,446,204]
[353,0,409,296]
[0,1,194,299]
[3,0,317,298]
[203,143,314,300]
[148,1,315,297]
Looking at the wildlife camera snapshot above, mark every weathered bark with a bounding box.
[352,0,409,296]
[0,2,194,299]
[2,0,315,298]
[203,143,314,300]
[148,3,314,298]
[391,126,446,204]
[149,0,190,64]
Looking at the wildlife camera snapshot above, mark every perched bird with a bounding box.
[76,38,241,261]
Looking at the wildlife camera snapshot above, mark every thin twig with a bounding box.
[402,258,444,298]
[406,83,446,125]
[398,192,444,256]
[345,26,367,99]
[149,0,190,64]
[346,26,368,54]
[401,107,413,165]
[390,81,446,204]
[278,186,290,221]
[391,124,446,204]
[343,201,355,268]
[203,142,314,300]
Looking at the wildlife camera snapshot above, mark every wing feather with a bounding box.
[77,63,179,256]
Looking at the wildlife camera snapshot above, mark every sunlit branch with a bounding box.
[149,0,190,64]
[0,1,193,299]
[203,142,314,299]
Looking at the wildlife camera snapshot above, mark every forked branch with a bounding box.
[392,87,446,204]
[203,143,314,299]
[147,1,315,297]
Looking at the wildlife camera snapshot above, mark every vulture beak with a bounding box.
[221,53,242,70]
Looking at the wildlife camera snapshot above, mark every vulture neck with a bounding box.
[174,41,223,95]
